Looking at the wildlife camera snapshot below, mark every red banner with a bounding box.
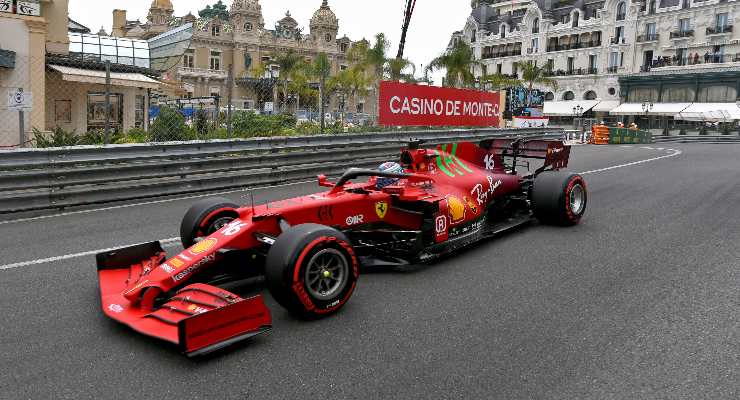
[378,81,502,127]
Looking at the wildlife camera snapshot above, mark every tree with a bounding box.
[385,57,416,81]
[513,61,558,106]
[311,53,332,132]
[426,40,478,88]
[198,1,229,20]
[481,73,521,91]
[274,50,306,113]
[327,67,370,125]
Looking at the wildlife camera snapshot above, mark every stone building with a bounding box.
[455,0,740,124]
[112,0,373,117]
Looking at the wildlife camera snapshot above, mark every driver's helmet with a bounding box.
[376,161,404,189]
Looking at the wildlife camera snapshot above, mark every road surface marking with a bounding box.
[579,149,681,175]
[0,148,684,271]
[0,238,180,271]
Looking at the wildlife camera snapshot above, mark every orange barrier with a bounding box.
[590,125,610,145]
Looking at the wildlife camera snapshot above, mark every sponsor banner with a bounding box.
[512,116,549,128]
[379,81,501,127]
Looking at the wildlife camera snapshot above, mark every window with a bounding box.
[211,25,221,37]
[545,92,555,101]
[135,95,145,129]
[210,87,221,98]
[87,93,122,131]
[627,87,659,102]
[584,90,597,100]
[567,57,574,73]
[183,49,194,68]
[471,29,477,43]
[681,0,690,9]
[244,22,253,31]
[616,2,626,21]
[546,59,554,72]
[589,55,598,71]
[532,18,539,34]
[608,51,620,68]
[340,65,348,71]
[698,85,737,102]
[572,12,579,27]
[563,91,575,100]
[716,13,728,29]
[496,64,502,74]
[340,42,348,52]
[615,26,624,42]
[648,1,656,14]
[646,23,656,37]
[531,38,539,52]
[512,63,518,76]
[677,48,688,64]
[243,100,254,109]
[325,33,332,42]
[679,18,691,33]
[356,103,365,113]
[662,85,695,102]
[608,87,616,96]
[209,50,221,70]
[500,25,506,39]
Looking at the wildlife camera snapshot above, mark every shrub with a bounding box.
[150,107,186,142]
[232,111,296,138]
[33,127,79,148]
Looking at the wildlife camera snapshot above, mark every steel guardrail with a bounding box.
[0,128,562,213]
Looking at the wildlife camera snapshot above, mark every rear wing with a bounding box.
[480,138,570,175]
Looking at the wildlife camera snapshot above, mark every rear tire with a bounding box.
[265,224,359,318]
[531,172,587,226]
[180,198,240,248]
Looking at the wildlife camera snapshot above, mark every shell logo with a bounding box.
[464,196,479,215]
[189,238,217,255]
[447,195,466,224]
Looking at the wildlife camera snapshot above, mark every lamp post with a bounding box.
[572,105,584,142]
[641,101,653,131]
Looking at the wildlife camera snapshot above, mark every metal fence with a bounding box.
[0,127,562,214]
[1,55,383,149]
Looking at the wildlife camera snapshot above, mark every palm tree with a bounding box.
[385,57,416,81]
[327,67,370,125]
[311,53,332,131]
[426,41,478,88]
[514,61,558,106]
[274,50,305,113]
[481,73,521,91]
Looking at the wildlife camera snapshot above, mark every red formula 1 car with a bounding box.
[96,137,587,356]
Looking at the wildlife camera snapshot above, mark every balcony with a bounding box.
[610,37,627,45]
[636,34,660,42]
[706,25,733,35]
[482,50,522,59]
[177,67,228,80]
[669,30,694,39]
[543,68,598,77]
[642,53,740,71]
[606,66,619,73]
[545,41,601,52]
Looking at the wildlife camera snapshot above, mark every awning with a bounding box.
[675,103,740,121]
[592,100,620,113]
[543,100,600,116]
[610,103,691,116]
[48,64,160,89]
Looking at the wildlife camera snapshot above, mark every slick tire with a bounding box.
[180,197,240,248]
[265,224,359,319]
[531,172,587,226]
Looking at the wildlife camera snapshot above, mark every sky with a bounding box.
[67,0,472,85]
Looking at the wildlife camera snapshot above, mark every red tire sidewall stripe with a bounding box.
[198,208,235,231]
[292,236,359,314]
[564,176,585,222]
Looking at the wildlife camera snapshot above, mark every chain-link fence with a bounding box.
[1,55,384,149]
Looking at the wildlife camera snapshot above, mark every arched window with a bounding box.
[545,92,555,101]
[616,2,626,21]
[500,24,506,39]
[563,91,575,100]
[532,18,540,34]
[244,22,253,31]
[325,33,332,42]
[584,90,597,100]
[572,12,579,27]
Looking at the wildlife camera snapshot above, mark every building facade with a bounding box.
[455,0,740,122]
[113,0,373,117]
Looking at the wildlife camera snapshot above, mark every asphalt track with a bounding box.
[0,144,738,399]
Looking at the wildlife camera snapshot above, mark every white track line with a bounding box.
[0,238,180,271]
[0,179,315,226]
[579,149,681,175]
[0,147,684,271]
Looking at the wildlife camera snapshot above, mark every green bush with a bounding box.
[150,107,186,142]
[115,128,149,144]
[232,111,297,138]
[33,127,79,148]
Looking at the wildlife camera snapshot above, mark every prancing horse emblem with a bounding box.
[375,201,388,219]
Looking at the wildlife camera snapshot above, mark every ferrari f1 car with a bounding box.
[96,137,587,356]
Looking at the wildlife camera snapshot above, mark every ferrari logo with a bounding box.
[375,201,388,219]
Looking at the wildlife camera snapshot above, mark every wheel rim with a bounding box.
[304,248,349,301]
[569,184,585,215]
[206,216,233,235]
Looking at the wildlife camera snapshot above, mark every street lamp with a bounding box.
[642,101,654,131]
[572,105,584,142]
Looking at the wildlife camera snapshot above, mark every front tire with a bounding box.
[265,224,359,318]
[180,197,240,248]
[531,172,587,226]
